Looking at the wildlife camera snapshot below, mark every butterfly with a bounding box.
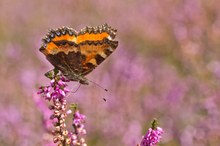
[39,24,118,85]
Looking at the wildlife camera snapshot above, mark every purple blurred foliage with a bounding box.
[33,93,53,130]
[0,106,41,146]
[0,0,220,145]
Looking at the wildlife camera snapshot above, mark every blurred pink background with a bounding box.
[1,0,220,146]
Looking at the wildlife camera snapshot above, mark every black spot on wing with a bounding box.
[86,62,95,68]
[104,48,113,56]
[95,54,105,65]
[81,54,86,62]
[53,40,78,47]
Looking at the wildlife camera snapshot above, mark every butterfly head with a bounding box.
[64,72,89,85]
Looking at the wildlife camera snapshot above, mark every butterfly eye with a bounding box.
[79,79,89,85]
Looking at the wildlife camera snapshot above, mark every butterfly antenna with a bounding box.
[88,79,108,102]
[87,79,108,92]
[66,83,81,97]
[71,83,81,93]
[103,98,107,102]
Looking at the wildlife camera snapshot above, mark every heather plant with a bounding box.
[37,69,163,146]
[37,69,87,146]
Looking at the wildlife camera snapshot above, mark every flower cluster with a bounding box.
[67,108,87,146]
[37,70,87,146]
[37,76,70,102]
[139,120,163,146]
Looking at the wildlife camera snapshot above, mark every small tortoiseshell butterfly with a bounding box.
[39,24,118,85]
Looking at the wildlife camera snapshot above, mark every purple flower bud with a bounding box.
[46,92,51,98]
[64,87,70,93]
[57,80,64,86]
[140,126,163,146]
[66,110,72,115]
[50,79,55,84]
[59,89,66,96]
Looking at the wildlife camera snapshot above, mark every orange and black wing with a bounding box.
[79,39,118,75]
[77,24,118,75]
[39,27,84,75]
[39,24,118,78]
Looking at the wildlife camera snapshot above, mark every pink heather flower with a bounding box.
[69,109,87,145]
[73,111,86,125]
[140,120,163,146]
[38,75,70,102]
[37,70,87,145]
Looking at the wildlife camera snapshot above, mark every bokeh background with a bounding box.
[1,0,220,146]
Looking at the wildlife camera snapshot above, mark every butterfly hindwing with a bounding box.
[79,39,118,75]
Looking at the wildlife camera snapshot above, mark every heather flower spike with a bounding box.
[37,69,87,146]
[139,119,163,146]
